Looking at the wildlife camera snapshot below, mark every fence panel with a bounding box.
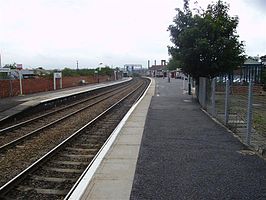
[204,76,266,152]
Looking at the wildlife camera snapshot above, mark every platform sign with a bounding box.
[54,72,62,79]
[53,72,62,90]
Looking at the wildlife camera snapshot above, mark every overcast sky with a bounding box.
[0,0,265,69]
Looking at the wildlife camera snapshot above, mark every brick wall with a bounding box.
[0,75,114,98]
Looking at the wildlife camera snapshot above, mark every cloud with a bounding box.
[0,0,265,68]
[243,0,266,14]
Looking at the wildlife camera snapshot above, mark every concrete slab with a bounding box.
[105,144,140,159]
[94,158,137,179]
[83,180,132,200]
[116,134,143,145]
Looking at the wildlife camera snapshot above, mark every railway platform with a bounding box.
[0,78,131,121]
[1,77,265,199]
[70,77,266,200]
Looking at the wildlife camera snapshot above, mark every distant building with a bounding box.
[149,60,167,77]
[234,58,264,83]
[123,64,143,76]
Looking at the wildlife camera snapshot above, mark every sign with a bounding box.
[16,64,23,70]
[53,72,62,90]
[0,68,10,73]
[54,72,62,79]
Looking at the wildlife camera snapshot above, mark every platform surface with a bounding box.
[130,78,266,199]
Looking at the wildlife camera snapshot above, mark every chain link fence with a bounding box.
[200,77,266,154]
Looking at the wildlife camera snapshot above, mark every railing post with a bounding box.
[211,78,216,116]
[188,75,191,95]
[224,79,229,125]
[246,81,253,145]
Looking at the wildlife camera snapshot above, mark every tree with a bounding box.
[168,0,245,81]
[167,58,181,71]
[3,63,16,69]
[260,55,266,64]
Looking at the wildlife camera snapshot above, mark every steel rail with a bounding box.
[0,80,133,134]
[65,78,151,199]
[0,79,146,197]
[0,81,138,152]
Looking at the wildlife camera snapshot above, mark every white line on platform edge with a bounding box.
[67,78,152,200]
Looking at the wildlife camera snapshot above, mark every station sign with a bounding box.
[54,72,62,79]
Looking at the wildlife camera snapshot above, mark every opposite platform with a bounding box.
[0,78,131,121]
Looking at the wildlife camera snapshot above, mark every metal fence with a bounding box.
[199,77,266,153]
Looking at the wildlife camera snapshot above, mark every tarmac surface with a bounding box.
[130,78,266,200]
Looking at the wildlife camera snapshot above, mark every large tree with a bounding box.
[168,0,245,80]
[167,57,181,71]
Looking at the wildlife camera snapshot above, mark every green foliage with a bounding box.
[98,66,113,76]
[3,63,16,69]
[167,58,181,71]
[62,68,95,76]
[0,72,8,79]
[61,67,114,77]
[168,0,245,80]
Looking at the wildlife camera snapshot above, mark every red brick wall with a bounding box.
[0,74,114,98]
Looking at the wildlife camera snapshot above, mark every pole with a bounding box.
[211,78,216,116]
[224,79,229,125]
[9,71,13,96]
[19,70,23,95]
[188,75,191,95]
[60,77,62,89]
[53,73,56,90]
[246,81,253,145]
[114,70,117,81]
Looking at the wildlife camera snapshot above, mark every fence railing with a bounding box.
[199,77,266,153]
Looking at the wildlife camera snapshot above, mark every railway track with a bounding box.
[0,79,133,130]
[0,77,150,199]
[0,79,137,151]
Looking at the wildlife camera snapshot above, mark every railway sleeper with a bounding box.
[17,186,68,195]
[55,155,90,162]
[42,167,83,173]
[36,168,79,179]
[51,160,87,166]
[77,143,101,148]
[30,175,76,183]
[60,153,94,158]
[65,147,98,152]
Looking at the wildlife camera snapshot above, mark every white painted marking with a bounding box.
[183,99,192,102]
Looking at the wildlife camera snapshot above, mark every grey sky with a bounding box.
[0,0,265,69]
